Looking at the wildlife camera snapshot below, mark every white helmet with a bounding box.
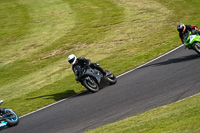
[68,54,77,65]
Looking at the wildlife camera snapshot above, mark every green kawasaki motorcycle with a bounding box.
[183,31,200,54]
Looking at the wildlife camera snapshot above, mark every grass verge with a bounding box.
[85,93,200,133]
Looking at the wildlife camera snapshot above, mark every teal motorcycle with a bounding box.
[0,100,19,129]
[183,31,200,54]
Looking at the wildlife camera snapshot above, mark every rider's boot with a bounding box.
[102,70,107,76]
[0,108,5,114]
[0,100,3,105]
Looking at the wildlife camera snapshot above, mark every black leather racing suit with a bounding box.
[72,57,106,81]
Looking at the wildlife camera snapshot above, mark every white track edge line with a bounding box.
[20,44,183,118]
[117,44,183,78]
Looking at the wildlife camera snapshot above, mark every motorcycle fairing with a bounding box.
[81,68,110,89]
[184,32,200,49]
[0,122,7,128]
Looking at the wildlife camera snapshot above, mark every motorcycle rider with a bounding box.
[0,100,5,113]
[0,108,4,113]
[68,54,106,81]
[177,23,200,44]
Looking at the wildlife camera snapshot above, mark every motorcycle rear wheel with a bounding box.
[107,74,117,85]
[82,76,99,93]
[105,70,117,85]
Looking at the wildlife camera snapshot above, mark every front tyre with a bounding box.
[82,76,99,93]
[4,109,19,127]
[192,42,200,54]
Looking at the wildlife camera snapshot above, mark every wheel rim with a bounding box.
[4,109,18,122]
[108,74,115,80]
[195,43,200,52]
[86,77,97,88]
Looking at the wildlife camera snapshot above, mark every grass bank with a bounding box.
[0,0,199,120]
[86,93,200,133]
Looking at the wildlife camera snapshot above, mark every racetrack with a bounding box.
[2,46,200,133]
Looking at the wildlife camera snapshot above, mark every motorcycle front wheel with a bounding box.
[4,109,19,127]
[192,42,200,54]
[82,76,99,93]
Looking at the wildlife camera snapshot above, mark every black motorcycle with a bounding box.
[0,100,19,128]
[75,65,117,92]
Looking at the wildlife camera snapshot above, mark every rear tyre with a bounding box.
[105,70,117,85]
[4,109,19,127]
[192,42,200,54]
[82,76,99,93]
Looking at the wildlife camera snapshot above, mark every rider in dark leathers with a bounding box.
[0,108,5,114]
[0,100,5,113]
[68,54,106,81]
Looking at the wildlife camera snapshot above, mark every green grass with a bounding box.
[0,1,200,131]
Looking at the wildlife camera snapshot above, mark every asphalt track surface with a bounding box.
[2,46,200,133]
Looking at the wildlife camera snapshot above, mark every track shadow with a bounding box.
[26,89,93,101]
[26,90,77,101]
[71,90,93,98]
[140,54,200,69]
